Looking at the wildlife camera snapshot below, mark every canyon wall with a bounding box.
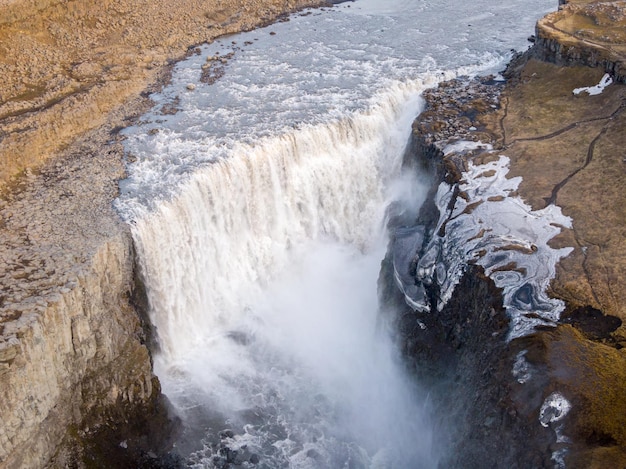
[0,0,326,467]
[0,116,176,468]
[388,3,626,463]
[534,1,626,82]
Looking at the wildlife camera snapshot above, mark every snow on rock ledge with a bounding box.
[395,150,574,340]
[573,73,613,96]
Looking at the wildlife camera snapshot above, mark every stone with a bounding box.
[0,0,331,467]
[392,18,626,465]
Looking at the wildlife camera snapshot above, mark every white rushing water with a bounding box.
[116,0,555,467]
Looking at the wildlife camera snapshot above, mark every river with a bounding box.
[115,1,555,467]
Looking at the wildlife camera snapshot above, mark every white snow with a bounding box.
[442,139,492,155]
[573,73,613,96]
[539,392,572,427]
[410,153,573,340]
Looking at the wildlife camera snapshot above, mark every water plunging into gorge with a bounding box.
[115,1,556,466]
[126,84,437,467]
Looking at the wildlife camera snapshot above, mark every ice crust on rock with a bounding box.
[399,152,573,340]
[539,392,571,427]
[442,140,493,155]
[512,350,532,384]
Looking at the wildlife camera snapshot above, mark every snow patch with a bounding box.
[573,73,613,96]
[539,392,571,427]
[443,140,492,155]
[512,350,532,384]
[405,153,573,340]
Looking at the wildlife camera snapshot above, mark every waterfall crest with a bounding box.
[129,83,424,363]
[121,82,441,467]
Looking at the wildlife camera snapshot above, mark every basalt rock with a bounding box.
[385,18,626,465]
[533,1,626,82]
[381,84,559,465]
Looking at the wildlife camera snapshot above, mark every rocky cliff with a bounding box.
[386,1,626,466]
[2,0,625,467]
[535,0,625,81]
[0,1,326,467]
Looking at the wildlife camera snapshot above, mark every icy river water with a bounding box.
[115,1,555,467]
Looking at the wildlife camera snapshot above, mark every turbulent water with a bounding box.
[115,0,555,467]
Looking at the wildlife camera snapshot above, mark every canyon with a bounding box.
[0,0,625,467]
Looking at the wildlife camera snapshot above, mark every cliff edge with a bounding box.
[0,1,325,467]
[390,1,626,466]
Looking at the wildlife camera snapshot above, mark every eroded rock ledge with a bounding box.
[0,1,328,468]
[386,7,626,464]
[535,0,626,81]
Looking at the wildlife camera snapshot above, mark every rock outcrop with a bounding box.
[388,2,626,465]
[0,1,326,467]
[0,107,177,468]
[535,0,626,81]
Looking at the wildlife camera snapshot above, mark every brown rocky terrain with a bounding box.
[0,1,326,468]
[404,0,626,466]
[0,0,326,186]
[537,0,626,80]
[1,0,626,467]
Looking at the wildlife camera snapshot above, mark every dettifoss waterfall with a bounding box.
[115,0,556,467]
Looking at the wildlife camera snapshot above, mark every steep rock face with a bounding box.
[534,1,626,82]
[382,84,560,466]
[387,40,626,466]
[0,120,176,468]
[1,236,164,469]
[0,2,333,467]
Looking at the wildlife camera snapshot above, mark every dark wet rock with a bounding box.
[219,429,236,439]
[381,106,558,465]
[385,24,626,466]
[562,306,622,343]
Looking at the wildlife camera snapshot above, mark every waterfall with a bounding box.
[130,82,426,364]
[125,82,438,467]
[112,0,560,465]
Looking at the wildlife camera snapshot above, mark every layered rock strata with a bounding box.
[535,0,626,81]
[0,1,326,467]
[387,8,626,464]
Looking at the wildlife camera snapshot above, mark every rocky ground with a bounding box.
[0,0,328,184]
[398,0,626,466]
[0,1,327,467]
[0,0,331,325]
